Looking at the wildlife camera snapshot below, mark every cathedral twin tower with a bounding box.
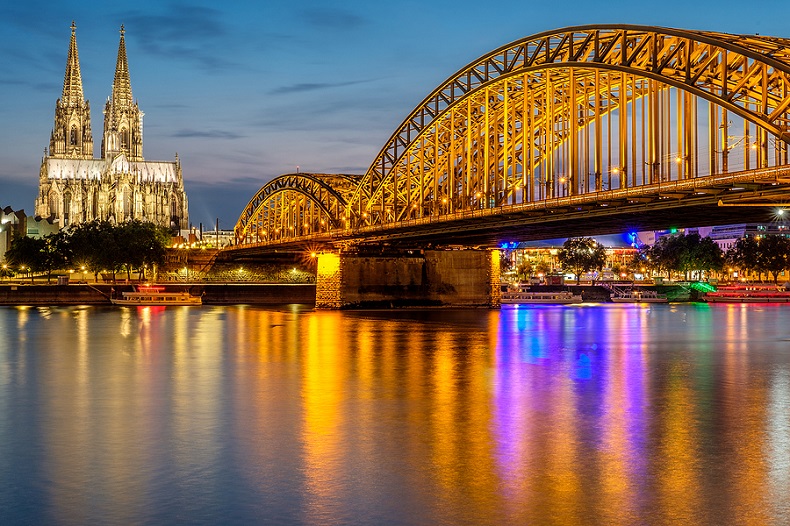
[36,22,189,232]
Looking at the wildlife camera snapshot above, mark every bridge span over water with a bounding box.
[223,25,790,307]
[230,24,790,255]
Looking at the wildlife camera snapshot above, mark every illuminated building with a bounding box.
[35,22,189,233]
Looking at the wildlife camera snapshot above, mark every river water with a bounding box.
[1,303,789,525]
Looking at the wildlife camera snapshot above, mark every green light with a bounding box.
[670,228,678,234]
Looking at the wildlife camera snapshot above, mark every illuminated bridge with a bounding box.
[226,25,790,307]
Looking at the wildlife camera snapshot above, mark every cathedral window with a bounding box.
[70,125,78,146]
[49,194,59,216]
[170,196,179,220]
[120,129,129,149]
[63,192,72,225]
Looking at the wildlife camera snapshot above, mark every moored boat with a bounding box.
[110,285,202,306]
[500,284,583,304]
[704,284,790,303]
[611,289,668,303]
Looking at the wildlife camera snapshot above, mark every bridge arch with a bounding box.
[234,173,358,243]
[349,25,790,224]
[233,25,790,247]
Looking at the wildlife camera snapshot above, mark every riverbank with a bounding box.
[0,283,316,306]
[0,282,706,306]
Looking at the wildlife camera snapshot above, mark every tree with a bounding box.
[756,235,790,283]
[65,220,110,281]
[5,236,45,281]
[558,237,606,282]
[726,236,761,280]
[118,220,169,280]
[676,233,723,280]
[645,235,679,279]
[39,231,69,283]
[64,219,168,283]
[516,261,533,282]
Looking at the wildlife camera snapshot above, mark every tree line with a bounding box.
[4,220,171,283]
[553,232,790,283]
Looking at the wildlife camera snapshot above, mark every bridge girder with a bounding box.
[235,172,359,242]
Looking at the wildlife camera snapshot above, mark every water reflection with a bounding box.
[0,304,789,524]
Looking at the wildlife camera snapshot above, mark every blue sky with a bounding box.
[1,0,788,228]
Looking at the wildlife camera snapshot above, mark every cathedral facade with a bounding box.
[35,23,189,233]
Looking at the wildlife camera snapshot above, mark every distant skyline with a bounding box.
[1,0,788,228]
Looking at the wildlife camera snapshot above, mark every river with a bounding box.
[1,303,789,525]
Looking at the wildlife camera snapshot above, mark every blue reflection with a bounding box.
[573,353,592,380]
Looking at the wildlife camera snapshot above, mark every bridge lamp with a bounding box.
[611,167,619,175]
[775,208,786,217]
[675,156,683,164]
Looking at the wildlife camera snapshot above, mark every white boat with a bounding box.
[500,284,583,304]
[611,289,668,303]
[111,285,202,306]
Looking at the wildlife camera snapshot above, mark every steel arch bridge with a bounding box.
[234,24,790,249]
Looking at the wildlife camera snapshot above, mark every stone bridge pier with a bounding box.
[315,248,501,309]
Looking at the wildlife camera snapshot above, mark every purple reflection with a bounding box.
[492,305,650,517]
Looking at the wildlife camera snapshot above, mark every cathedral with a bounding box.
[35,23,189,233]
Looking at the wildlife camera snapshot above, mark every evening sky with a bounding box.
[0,0,787,228]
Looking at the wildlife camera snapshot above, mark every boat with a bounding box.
[704,284,790,303]
[110,285,202,306]
[611,289,668,303]
[500,284,583,304]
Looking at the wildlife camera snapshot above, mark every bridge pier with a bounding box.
[315,249,501,309]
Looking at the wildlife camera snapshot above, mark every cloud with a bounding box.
[119,3,236,70]
[171,129,244,139]
[0,77,58,92]
[301,7,366,30]
[268,79,374,95]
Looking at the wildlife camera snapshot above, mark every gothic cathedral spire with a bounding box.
[102,24,143,161]
[62,20,84,104]
[49,21,93,159]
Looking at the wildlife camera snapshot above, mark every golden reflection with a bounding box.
[657,364,700,522]
[424,316,500,522]
[596,308,646,524]
[544,363,582,523]
[767,370,790,519]
[302,311,348,524]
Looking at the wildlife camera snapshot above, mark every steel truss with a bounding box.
[235,173,358,243]
[235,25,790,245]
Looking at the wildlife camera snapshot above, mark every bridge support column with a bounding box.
[315,252,344,309]
[315,249,501,309]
